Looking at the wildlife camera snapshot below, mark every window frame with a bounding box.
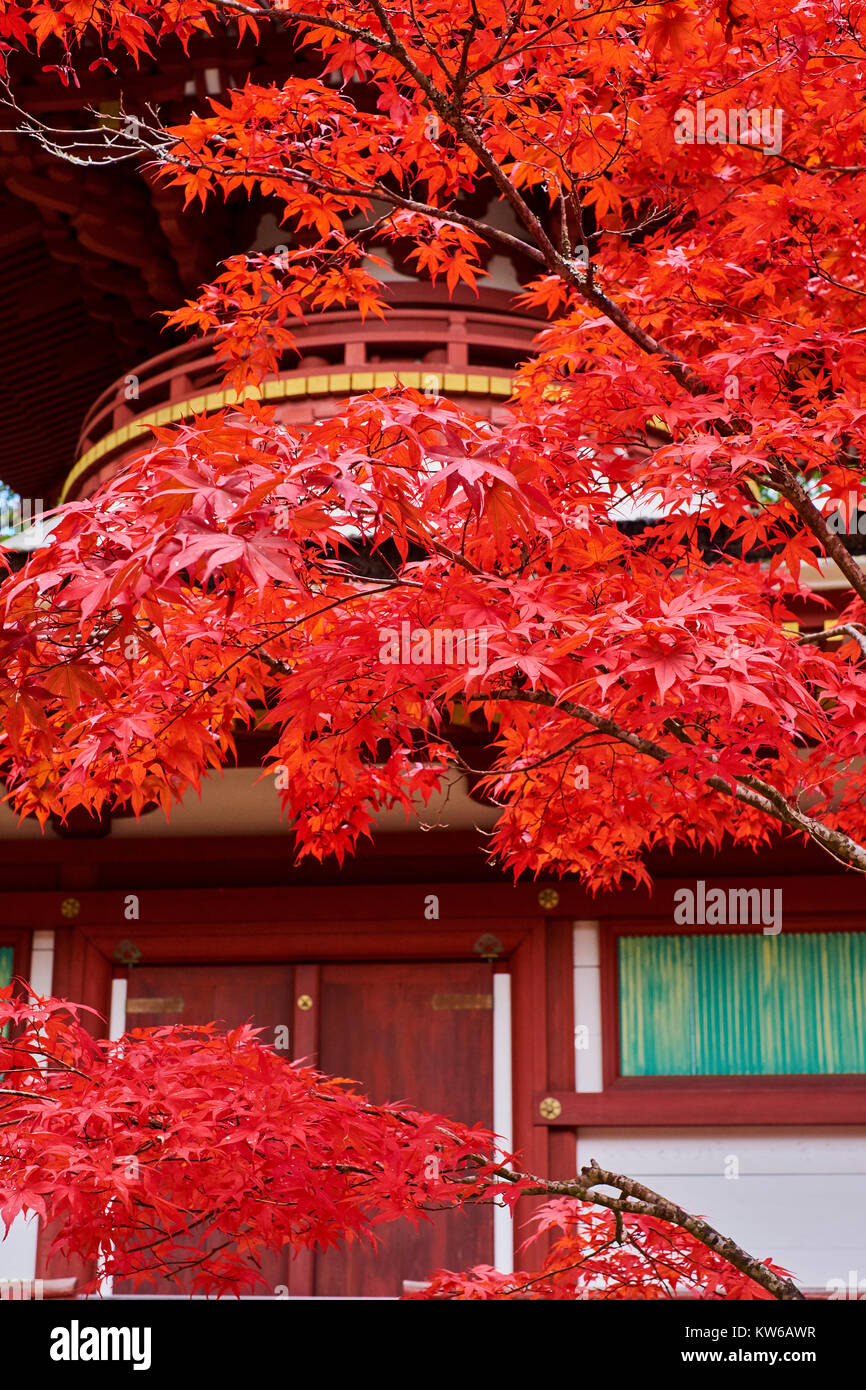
[613,921,866,1082]
[0,931,30,991]
[0,931,32,1045]
[591,914,866,1122]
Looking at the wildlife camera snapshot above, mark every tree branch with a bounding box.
[491,685,866,872]
[509,1161,805,1301]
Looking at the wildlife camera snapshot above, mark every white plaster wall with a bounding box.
[493,972,514,1273]
[0,932,54,1281]
[0,1215,39,1282]
[573,921,603,1091]
[48,766,499,839]
[575,1127,866,1292]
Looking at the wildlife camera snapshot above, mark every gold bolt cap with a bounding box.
[539,1097,562,1120]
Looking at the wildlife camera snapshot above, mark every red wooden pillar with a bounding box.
[50,925,112,1037]
[510,911,576,1262]
[511,917,548,1181]
[288,964,319,1296]
[36,924,111,1285]
[545,917,576,1183]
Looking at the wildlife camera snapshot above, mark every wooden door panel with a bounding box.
[314,960,494,1296]
[115,959,495,1298]
[117,963,295,1296]
[124,963,295,1038]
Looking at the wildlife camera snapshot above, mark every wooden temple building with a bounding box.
[0,29,863,1298]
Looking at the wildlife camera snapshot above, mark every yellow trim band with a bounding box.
[60,370,516,501]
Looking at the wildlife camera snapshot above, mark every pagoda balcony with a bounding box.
[61,285,542,503]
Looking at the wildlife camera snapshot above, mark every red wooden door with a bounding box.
[312,960,495,1296]
[118,958,495,1297]
[117,963,295,1296]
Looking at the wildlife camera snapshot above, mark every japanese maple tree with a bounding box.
[0,0,862,1300]
[0,0,865,885]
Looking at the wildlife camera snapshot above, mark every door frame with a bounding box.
[38,887,575,1290]
[107,942,510,1295]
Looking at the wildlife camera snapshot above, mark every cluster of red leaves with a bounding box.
[0,0,866,886]
[408,1200,793,1300]
[0,989,790,1298]
[0,391,863,888]
[0,986,509,1295]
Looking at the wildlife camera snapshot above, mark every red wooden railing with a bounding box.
[74,285,543,465]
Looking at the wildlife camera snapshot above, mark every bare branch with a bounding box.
[493,1160,805,1301]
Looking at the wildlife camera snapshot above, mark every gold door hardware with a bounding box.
[126,997,184,1015]
[296,995,314,1011]
[113,939,142,965]
[431,993,493,1011]
[473,933,504,960]
[539,1097,562,1120]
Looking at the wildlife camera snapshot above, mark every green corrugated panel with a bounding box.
[618,934,693,1074]
[0,946,11,1041]
[619,932,866,1076]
